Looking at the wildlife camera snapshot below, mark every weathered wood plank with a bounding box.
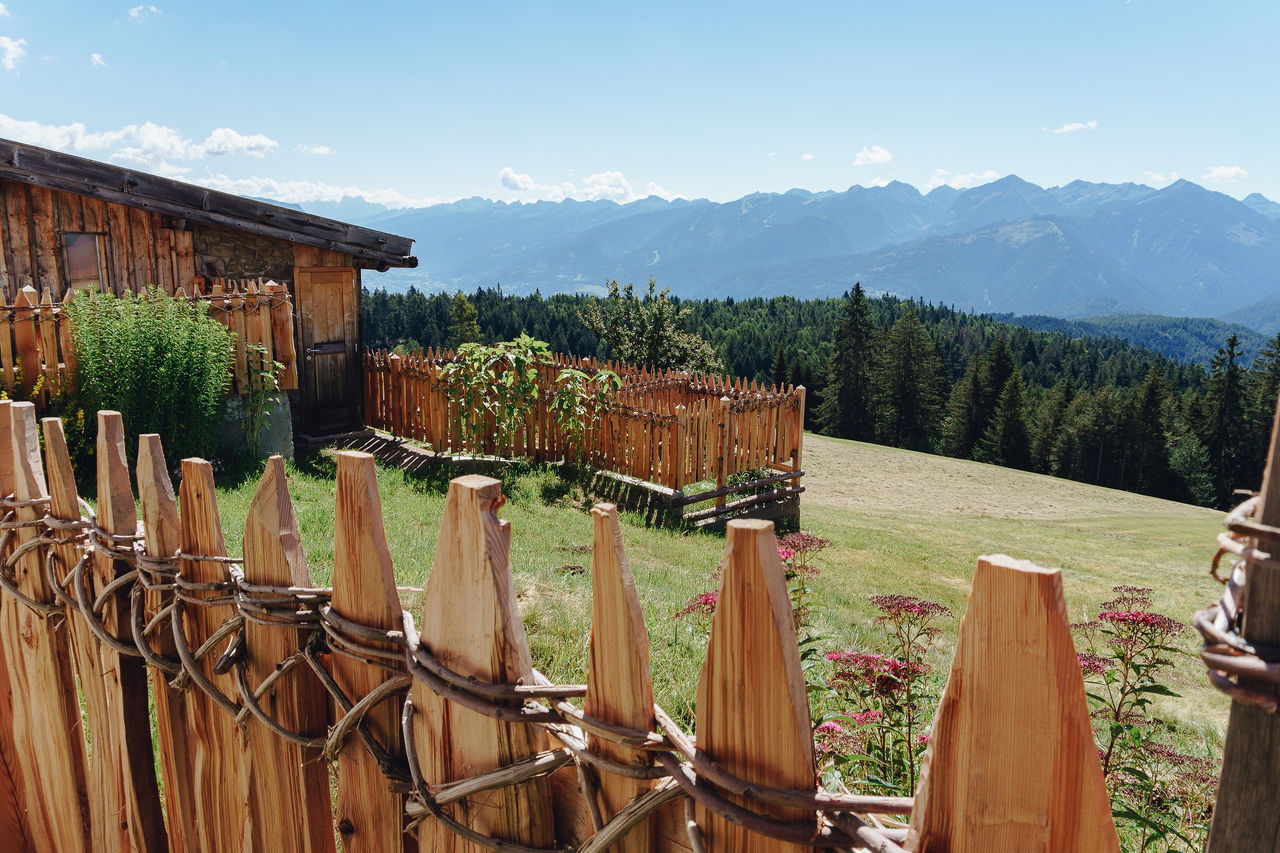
[2,183,33,292]
[412,474,555,851]
[241,456,335,853]
[584,503,656,852]
[127,206,155,289]
[266,282,298,390]
[174,228,195,289]
[94,413,167,851]
[27,186,61,299]
[36,289,58,393]
[177,457,249,850]
[11,287,38,400]
[0,400,29,851]
[693,518,815,852]
[907,554,1119,852]
[136,434,199,853]
[105,201,132,294]
[42,416,119,850]
[0,290,14,393]
[0,402,91,853]
[331,451,412,852]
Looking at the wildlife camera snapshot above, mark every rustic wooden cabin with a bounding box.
[0,137,417,439]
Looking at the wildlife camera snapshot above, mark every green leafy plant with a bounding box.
[66,286,233,463]
[243,344,285,457]
[548,366,621,465]
[1074,586,1218,851]
[440,333,548,456]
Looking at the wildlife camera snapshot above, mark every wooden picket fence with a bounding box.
[0,276,298,405]
[0,399,1122,852]
[363,348,806,517]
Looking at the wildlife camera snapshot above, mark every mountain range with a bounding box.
[280,176,1280,333]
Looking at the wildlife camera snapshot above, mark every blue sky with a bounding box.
[0,1,1274,207]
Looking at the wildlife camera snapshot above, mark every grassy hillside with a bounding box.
[213,435,1229,735]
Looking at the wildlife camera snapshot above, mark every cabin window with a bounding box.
[63,233,106,292]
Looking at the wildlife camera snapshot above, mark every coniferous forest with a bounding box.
[362,284,1280,509]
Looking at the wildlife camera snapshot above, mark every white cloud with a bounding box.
[0,5,10,17]
[0,36,25,71]
[194,173,440,209]
[499,166,682,203]
[868,177,890,188]
[90,53,107,68]
[1050,120,1098,134]
[128,5,160,20]
[801,153,814,160]
[765,151,776,158]
[853,145,892,166]
[1143,170,1180,186]
[1203,165,1248,183]
[927,169,1000,189]
[294,144,333,156]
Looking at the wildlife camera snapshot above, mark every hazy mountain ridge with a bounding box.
[289,177,1280,326]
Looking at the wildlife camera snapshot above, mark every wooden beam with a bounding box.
[241,456,335,853]
[693,519,815,852]
[331,451,411,852]
[907,555,1119,852]
[584,503,656,852]
[0,400,28,850]
[411,474,555,850]
[1208,394,1280,849]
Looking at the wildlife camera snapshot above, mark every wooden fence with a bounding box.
[0,277,297,403]
[0,400,1121,852]
[363,348,805,512]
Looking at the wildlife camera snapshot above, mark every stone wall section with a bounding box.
[193,223,295,282]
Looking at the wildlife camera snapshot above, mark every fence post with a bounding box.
[330,451,410,851]
[389,353,404,438]
[1208,394,1280,849]
[177,457,250,850]
[792,386,806,489]
[136,435,200,850]
[715,396,731,510]
[13,286,38,399]
[584,504,656,850]
[409,474,555,850]
[266,282,299,391]
[908,555,1118,852]
[242,457,335,852]
[673,404,688,494]
[0,401,91,851]
[693,519,816,851]
[58,289,76,382]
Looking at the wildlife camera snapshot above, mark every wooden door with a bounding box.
[295,266,360,434]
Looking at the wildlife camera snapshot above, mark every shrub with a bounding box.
[67,287,233,463]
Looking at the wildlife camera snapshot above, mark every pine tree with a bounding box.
[1128,365,1171,496]
[1248,332,1280,468]
[448,292,481,348]
[941,359,984,457]
[871,309,946,451]
[1205,333,1250,505]
[816,284,875,440]
[974,373,1031,469]
[771,344,789,388]
[1030,378,1073,474]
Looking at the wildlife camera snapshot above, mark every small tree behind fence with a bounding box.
[0,399,1122,851]
[364,347,806,517]
[0,277,297,406]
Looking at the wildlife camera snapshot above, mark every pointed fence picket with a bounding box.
[0,404,1135,851]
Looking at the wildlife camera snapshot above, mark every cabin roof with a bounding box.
[0,137,417,270]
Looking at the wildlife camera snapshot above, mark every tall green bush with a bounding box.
[67,287,234,462]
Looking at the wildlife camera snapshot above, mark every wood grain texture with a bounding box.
[584,503,655,852]
[27,186,60,299]
[12,287,39,399]
[907,554,1119,853]
[42,416,120,850]
[1208,393,1280,851]
[136,435,198,853]
[241,456,334,853]
[3,183,33,292]
[331,451,412,852]
[0,400,28,851]
[411,474,555,852]
[177,457,250,851]
[694,518,815,852]
[94,413,167,851]
[0,402,91,852]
